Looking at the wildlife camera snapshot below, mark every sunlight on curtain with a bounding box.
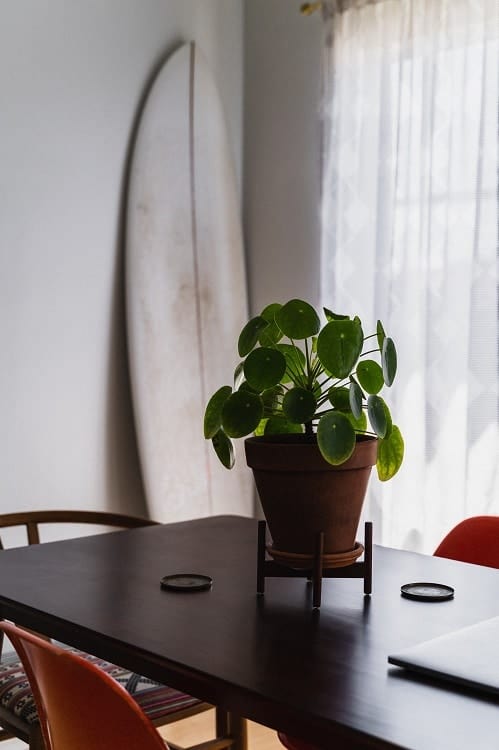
[320,0,498,552]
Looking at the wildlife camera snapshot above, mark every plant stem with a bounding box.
[315,378,349,408]
[304,338,311,384]
[315,393,332,408]
[317,374,336,390]
[312,407,336,418]
[316,376,349,398]
[285,359,304,387]
[311,358,323,380]
[289,339,307,388]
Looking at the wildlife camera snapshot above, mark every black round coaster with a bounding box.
[160,574,213,592]
[401,582,454,602]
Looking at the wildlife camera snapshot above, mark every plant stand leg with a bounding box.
[312,532,325,608]
[257,520,266,595]
[364,521,373,595]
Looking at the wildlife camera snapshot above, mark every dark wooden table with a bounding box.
[0,515,498,749]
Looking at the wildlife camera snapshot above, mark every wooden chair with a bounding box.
[433,515,499,568]
[0,620,169,750]
[0,510,246,750]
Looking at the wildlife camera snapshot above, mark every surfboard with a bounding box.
[126,42,253,523]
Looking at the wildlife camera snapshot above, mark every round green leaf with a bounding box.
[382,337,397,386]
[221,391,263,438]
[356,360,384,395]
[276,344,306,384]
[323,307,349,322]
[382,399,393,439]
[376,320,386,351]
[258,303,283,346]
[254,418,268,437]
[261,385,284,410]
[328,386,366,430]
[233,362,244,389]
[367,395,387,438]
[261,302,282,320]
[238,380,258,393]
[211,429,235,469]
[328,386,350,411]
[264,416,303,435]
[349,378,364,420]
[376,424,404,481]
[316,319,364,379]
[204,386,232,439]
[282,387,317,424]
[275,299,321,340]
[317,411,356,465]
[238,316,269,357]
[346,409,368,433]
[243,347,287,392]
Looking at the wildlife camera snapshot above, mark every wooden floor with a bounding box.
[159,709,282,750]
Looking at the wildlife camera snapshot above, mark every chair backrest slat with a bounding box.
[0,510,157,549]
[26,522,40,545]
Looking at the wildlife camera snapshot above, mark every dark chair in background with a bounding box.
[0,510,246,750]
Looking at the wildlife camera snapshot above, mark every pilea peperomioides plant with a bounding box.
[204,299,404,480]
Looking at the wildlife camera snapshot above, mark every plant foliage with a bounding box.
[204,299,404,480]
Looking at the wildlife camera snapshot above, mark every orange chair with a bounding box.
[433,516,499,568]
[0,621,167,750]
[0,511,245,750]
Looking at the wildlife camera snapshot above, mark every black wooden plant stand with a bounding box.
[256,520,373,608]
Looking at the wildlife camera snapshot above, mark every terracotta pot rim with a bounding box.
[245,433,377,446]
[245,433,378,472]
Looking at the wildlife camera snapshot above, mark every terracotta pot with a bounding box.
[245,434,377,556]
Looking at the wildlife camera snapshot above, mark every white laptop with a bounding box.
[388,616,499,696]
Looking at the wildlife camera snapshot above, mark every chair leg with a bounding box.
[215,709,247,750]
[215,707,230,739]
[29,724,46,750]
[228,714,247,750]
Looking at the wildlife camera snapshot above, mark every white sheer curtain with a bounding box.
[320,0,499,552]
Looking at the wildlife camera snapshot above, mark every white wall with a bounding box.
[243,0,322,315]
[0,0,243,519]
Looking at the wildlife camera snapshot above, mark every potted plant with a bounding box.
[203,299,404,561]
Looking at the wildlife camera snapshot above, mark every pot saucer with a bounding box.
[267,541,364,570]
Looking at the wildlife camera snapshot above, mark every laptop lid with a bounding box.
[388,616,499,696]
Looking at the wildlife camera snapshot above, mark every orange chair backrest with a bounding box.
[434,516,499,569]
[0,622,167,750]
